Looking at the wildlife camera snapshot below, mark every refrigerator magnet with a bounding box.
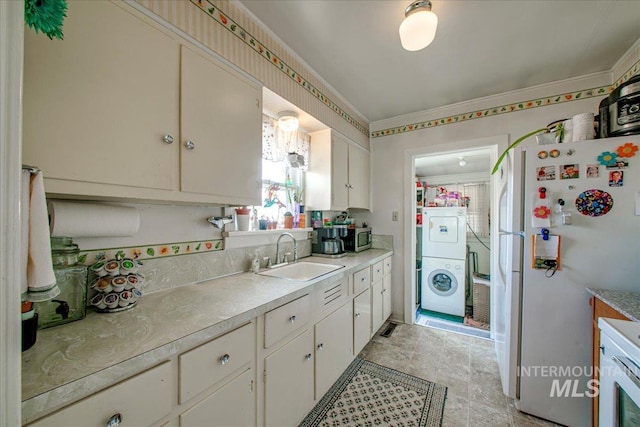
[536,166,556,181]
[575,189,613,217]
[608,170,624,187]
[560,164,579,179]
[586,164,599,178]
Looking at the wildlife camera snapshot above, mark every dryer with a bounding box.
[422,207,467,260]
[421,257,466,317]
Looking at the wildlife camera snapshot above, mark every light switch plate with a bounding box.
[392,211,398,221]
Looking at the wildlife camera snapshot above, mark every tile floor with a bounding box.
[359,321,560,427]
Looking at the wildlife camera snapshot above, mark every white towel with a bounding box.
[25,171,59,301]
[20,170,30,295]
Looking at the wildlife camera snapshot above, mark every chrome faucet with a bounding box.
[275,232,297,265]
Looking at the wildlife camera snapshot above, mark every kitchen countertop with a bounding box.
[22,249,391,423]
[587,288,640,322]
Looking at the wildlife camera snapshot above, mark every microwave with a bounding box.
[344,228,372,252]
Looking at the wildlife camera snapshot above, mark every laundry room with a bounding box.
[414,148,492,337]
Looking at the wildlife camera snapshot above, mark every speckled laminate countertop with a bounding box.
[587,288,640,322]
[22,250,391,423]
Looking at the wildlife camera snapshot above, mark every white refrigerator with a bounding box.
[497,134,640,426]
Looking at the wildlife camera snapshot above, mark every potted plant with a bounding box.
[283,211,294,229]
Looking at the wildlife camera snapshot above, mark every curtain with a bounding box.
[261,114,310,170]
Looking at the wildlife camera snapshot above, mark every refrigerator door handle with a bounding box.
[499,229,525,238]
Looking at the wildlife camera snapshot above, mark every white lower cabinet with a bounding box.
[26,362,172,427]
[383,275,392,322]
[264,330,314,427]
[315,302,353,399]
[353,288,372,355]
[179,368,255,427]
[371,278,384,334]
[372,257,393,334]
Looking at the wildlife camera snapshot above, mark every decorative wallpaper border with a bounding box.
[372,59,640,139]
[78,239,224,266]
[371,85,611,138]
[191,0,368,136]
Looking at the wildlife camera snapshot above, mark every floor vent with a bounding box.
[380,322,398,338]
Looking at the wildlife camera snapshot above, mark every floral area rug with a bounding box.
[299,357,447,427]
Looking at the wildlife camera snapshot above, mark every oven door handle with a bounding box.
[612,356,640,389]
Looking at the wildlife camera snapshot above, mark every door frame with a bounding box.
[402,135,508,327]
[0,1,25,424]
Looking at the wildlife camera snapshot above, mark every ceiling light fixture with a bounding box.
[459,157,466,167]
[399,0,438,51]
[277,111,299,132]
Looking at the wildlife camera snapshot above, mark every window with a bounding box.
[425,182,490,237]
[256,114,309,228]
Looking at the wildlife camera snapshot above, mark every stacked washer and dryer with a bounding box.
[421,207,467,318]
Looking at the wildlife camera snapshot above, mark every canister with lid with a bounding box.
[35,237,88,328]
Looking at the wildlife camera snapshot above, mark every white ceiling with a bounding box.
[415,148,491,177]
[239,0,640,124]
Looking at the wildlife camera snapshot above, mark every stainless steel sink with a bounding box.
[257,261,344,281]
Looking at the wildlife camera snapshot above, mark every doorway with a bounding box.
[403,135,508,342]
[415,148,492,339]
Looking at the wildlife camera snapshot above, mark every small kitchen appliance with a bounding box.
[311,227,346,258]
[608,74,640,137]
[343,227,372,252]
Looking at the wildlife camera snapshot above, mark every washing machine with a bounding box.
[422,207,467,260]
[421,257,466,317]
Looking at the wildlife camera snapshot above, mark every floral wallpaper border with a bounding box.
[372,60,640,139]
[77,239,224,266]
[191,0,368,137]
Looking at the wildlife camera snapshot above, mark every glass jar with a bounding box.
[50,236,80,267]
[35,237,88,329]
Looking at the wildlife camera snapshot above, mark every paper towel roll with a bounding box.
[48,201,140,237]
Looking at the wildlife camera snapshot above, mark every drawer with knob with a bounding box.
[179,322,255,403]
[25,362,171,427]
[264,294,311,348]
[352,266,371,295]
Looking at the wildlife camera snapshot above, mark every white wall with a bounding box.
[370,72,612,323]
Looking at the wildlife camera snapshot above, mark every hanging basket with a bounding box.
[25,0,68,40]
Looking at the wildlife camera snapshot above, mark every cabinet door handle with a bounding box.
[162,134,174,144]
[184,140,195,150]
[220,353,231,365]
[305,353,312,361]
[289,315,296,323]
[317,343,324,350]
[106,413,122,427]
[355,312,361,318]
[361,277,366,282]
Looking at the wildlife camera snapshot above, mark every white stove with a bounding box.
[598,318,640,426]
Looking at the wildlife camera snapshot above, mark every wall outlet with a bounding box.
[392,211,399,221]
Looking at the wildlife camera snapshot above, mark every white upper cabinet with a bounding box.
[23,0,180,192]
[180,46,262,205]
[347,142,370,210]
[23,1,262,206]
[306,129,371,211]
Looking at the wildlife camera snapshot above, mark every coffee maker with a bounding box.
[311,227,347,258]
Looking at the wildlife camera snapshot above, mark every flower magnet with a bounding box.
[533,205,551,219]
[616,143,638,158]
[597,151,618,166]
